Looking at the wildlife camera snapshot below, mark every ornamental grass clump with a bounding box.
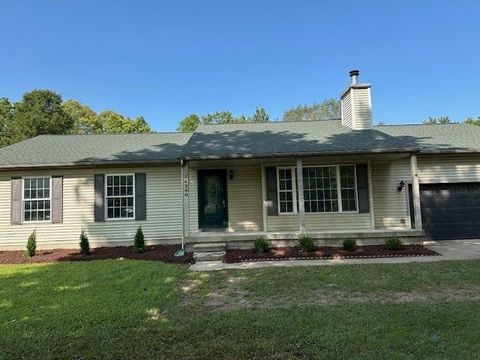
[25,230,36,257]
[298,235,315,252]
[134,226,145,253]
[254,236,270,253]
[79,228,90,255]
[342,238,357,252]
[385,237,405,251]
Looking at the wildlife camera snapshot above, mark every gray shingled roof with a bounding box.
[182,120,418,159]
[1,121,480,169]
[0,133,191,168]
[376,123,480,153]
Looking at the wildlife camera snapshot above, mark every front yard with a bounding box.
[1,260,479,359]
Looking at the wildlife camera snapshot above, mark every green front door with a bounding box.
[198,170,228,229]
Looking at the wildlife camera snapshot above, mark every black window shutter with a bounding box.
[51,176,63,224]
[266,167,278,216]
[11,177,22,225]
[135,173,147,220]
[356,164,370,213]
[94,174,105,222]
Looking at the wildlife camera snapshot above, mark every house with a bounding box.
[1,70,480,251]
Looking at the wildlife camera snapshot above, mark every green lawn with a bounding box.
[1,260,479,359]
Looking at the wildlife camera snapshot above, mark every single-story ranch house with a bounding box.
[1,70,480,250]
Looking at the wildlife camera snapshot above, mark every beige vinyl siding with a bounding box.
[267,213,372,232]
[227,167,262,231]
[418,154,480,183]
[341,90,353,128]
[352,87,372,130]
[188,168,199,232]
[371,159,411,229]
[0,166,183,249]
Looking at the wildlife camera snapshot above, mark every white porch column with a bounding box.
[181,160,190,240]
[296,158,306,234]
[410,154,423,230]
[260,164,268,232]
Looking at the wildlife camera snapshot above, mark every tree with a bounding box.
[95,110,151,134]
[465,117,480,126]
[250,107,269,123]
[177,114,201,132]
[202,111,237,125]
[422,116,453,125]
[0,98,13,147]
[282,98,341,122]
[62,99,100,134]
[11,90,74,142]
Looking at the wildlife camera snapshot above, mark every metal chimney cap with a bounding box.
[349,69,360,77]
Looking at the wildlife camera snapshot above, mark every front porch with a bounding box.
[187,229,425,250]
[181,152,425,249]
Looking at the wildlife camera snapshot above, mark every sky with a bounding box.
[1,0,479,132]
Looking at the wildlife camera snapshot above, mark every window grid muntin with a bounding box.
[23,177,51,222]
[277,167,297,214]
[302,166,339,213]
[106,174,135,219]
[340,165,358,212]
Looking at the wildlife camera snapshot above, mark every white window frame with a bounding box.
[275,164,359,215]
[22,176,52,223]
[277,167,298,214]
[105,174,136,221]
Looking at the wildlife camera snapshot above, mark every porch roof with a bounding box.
[182,120,418,160]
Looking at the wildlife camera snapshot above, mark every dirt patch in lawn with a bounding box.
[185,275,480,311]
[226,245,439,263]
[0,245,193,265]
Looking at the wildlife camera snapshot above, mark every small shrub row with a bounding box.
[24,226,146,257]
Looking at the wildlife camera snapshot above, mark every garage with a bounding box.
[413,183,480,240]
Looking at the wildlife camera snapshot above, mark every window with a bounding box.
[106,175,135,219]
[277,168,297,214]
[23,177,51,222]
[340,165,357,211]
[302,166,339,213]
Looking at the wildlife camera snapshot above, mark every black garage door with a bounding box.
[416,183,480,240]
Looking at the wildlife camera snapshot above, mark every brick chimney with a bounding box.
[340,70,372,130]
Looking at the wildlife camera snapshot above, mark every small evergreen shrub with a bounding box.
[298,235,315,252]
[342,238,357,252]
[385,237,405,251]
[254,236,270,253]
[79,228,90,255]
[25,230,36,257]
[134,226,145,253]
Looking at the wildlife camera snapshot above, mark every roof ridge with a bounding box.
[37,132,191,137]
[376,123,466,127]
[199,118,342,127]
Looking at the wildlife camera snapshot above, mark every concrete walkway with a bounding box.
[190,239,480,271]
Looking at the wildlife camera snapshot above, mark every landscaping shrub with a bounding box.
[25,230,36,257]
[134,226,145,253]
[79,228,90,255]
[298,235,315,252]
[342,238,357,252]
[385,237,405,251]
[254,236,270,253]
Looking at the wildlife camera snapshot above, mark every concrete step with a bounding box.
[193,251,226,262]
[192,242,226,253]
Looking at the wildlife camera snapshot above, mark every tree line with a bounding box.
[0,89,151,148]
[1,89,478,149]
[177,98,341,132]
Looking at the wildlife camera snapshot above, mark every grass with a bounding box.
[0,259,479,359]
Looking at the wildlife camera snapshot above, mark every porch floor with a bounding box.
[187,229,425,249]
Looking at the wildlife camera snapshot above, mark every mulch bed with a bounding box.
[226,245,440,263]
[0,245,193,265]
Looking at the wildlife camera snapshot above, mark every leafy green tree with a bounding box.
[11,90,74,142]
[177,114,201,132]
[250,107,269,123]
[282,98,341,122]
[0,98,13,147]
[62,99,101,134]
[202,111,237,125]
[423,116,454,125]
[465,117,480,126]
[97,111,151,134]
